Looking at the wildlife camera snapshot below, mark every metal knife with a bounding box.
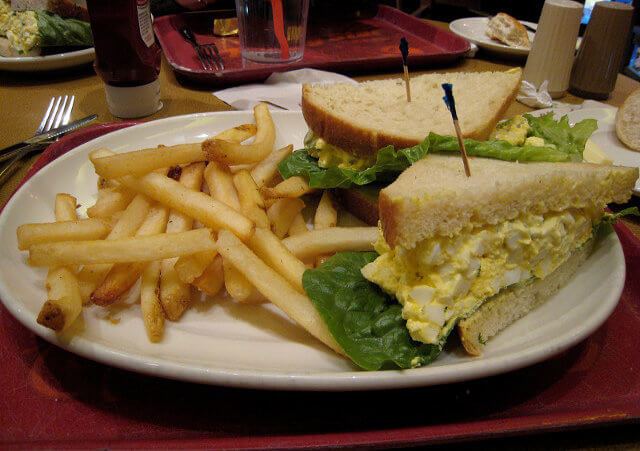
[0,114,99,163]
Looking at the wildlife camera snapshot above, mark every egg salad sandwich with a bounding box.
[278,69,611,226]
[0,0,91,56]
[277,70,523,198]
[301,155,638,370]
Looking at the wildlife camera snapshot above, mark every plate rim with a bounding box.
[0,46,95,71]
[0,110,627,391]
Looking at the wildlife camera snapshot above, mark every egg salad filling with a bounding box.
[361,207,601,345]
[305,132,376,171]
[0,0,39,54]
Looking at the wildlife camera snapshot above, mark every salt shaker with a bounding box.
[523,0,584,99]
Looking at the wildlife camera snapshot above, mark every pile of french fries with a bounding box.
[16,103,378,355]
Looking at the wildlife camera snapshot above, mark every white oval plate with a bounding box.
[0,110,626,391]
[0,47,94,71]
[449,17,535,57]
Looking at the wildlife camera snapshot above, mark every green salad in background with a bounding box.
[0,0,92,56]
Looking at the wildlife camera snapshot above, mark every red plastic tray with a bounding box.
[153,5,470,85]
[2,123,640,449]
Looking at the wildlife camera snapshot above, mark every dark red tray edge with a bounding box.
[153,5,471,85]
[2,122,640,449]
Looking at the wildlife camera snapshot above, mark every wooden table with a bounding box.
[0,27,639,449]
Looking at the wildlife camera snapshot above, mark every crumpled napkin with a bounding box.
[516,80,553,108]
[214,68,357,111]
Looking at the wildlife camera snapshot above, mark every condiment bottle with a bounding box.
[86,0,162,118]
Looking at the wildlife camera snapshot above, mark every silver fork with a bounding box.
[180,27,224,71]
[0,95,74,186]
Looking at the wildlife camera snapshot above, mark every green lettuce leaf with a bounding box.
[280,132,580,189]
[302,251,445,370]
[37,12,93,47]
[524,113,598,158]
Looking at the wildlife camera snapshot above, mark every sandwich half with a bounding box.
[300,154,637,369]
[279,71,522,197]
[361,155,637,355]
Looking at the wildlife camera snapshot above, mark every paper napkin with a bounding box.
[214,68,357,111]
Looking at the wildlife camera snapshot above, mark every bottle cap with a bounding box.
[104,79,162,118]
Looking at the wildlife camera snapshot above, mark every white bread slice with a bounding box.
[458,237,594,355]
[486,13,530,48]
[301,69,522,158]
[11,0,88,21]
[379,154,638,249]
[615,89,640,152]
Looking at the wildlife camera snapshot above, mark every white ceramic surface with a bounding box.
[0,47,94,71]
[449,17,535,57]
[0,110,626,391]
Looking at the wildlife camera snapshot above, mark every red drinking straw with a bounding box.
[267,0,290,59]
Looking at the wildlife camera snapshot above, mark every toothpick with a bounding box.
[441,83,471,177]
[399,37,411,102]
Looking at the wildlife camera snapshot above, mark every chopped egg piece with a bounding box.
[361,208,601,345]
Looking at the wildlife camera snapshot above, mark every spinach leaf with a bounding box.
[37,12,93,47]
[302,251,443,370]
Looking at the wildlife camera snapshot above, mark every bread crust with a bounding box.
[333,187,380,226]
[301,69,522,158]
[486,13,530,48]
[615,89,640,152]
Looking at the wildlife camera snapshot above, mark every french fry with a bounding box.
[233,170,269,229]
[250,144,294,188]
[17,218,112,250]
[222,257,254,302]
[262,176,313,199]
[86,187,135,219]
[281,227,377,259]
[314,191,338,230]
[160,162,205,321]
[204,160,241,212]
[90,124,257,179]
[191,254,224,296]
[313,191,338,266]
[140,260,164,342]
[174,249,218,284]
[203,103,276,165]
[76,193,154,303]
[216,230,343,355]
[91,205,169,306]
[119,172,254,241]
[266,198,305,239]
[36,194,83,332]
[215,123,257,142]
[29,229,217,267]
[288,212,309,236]
[91,144,204,179]
[37,267,83,332]
[54,193,78,219]
[248,228,307,293]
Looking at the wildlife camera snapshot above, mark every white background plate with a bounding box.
[0,110,626,391]
[0,47,94,71]
[533,107,640,196]
[449,17,535,57]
